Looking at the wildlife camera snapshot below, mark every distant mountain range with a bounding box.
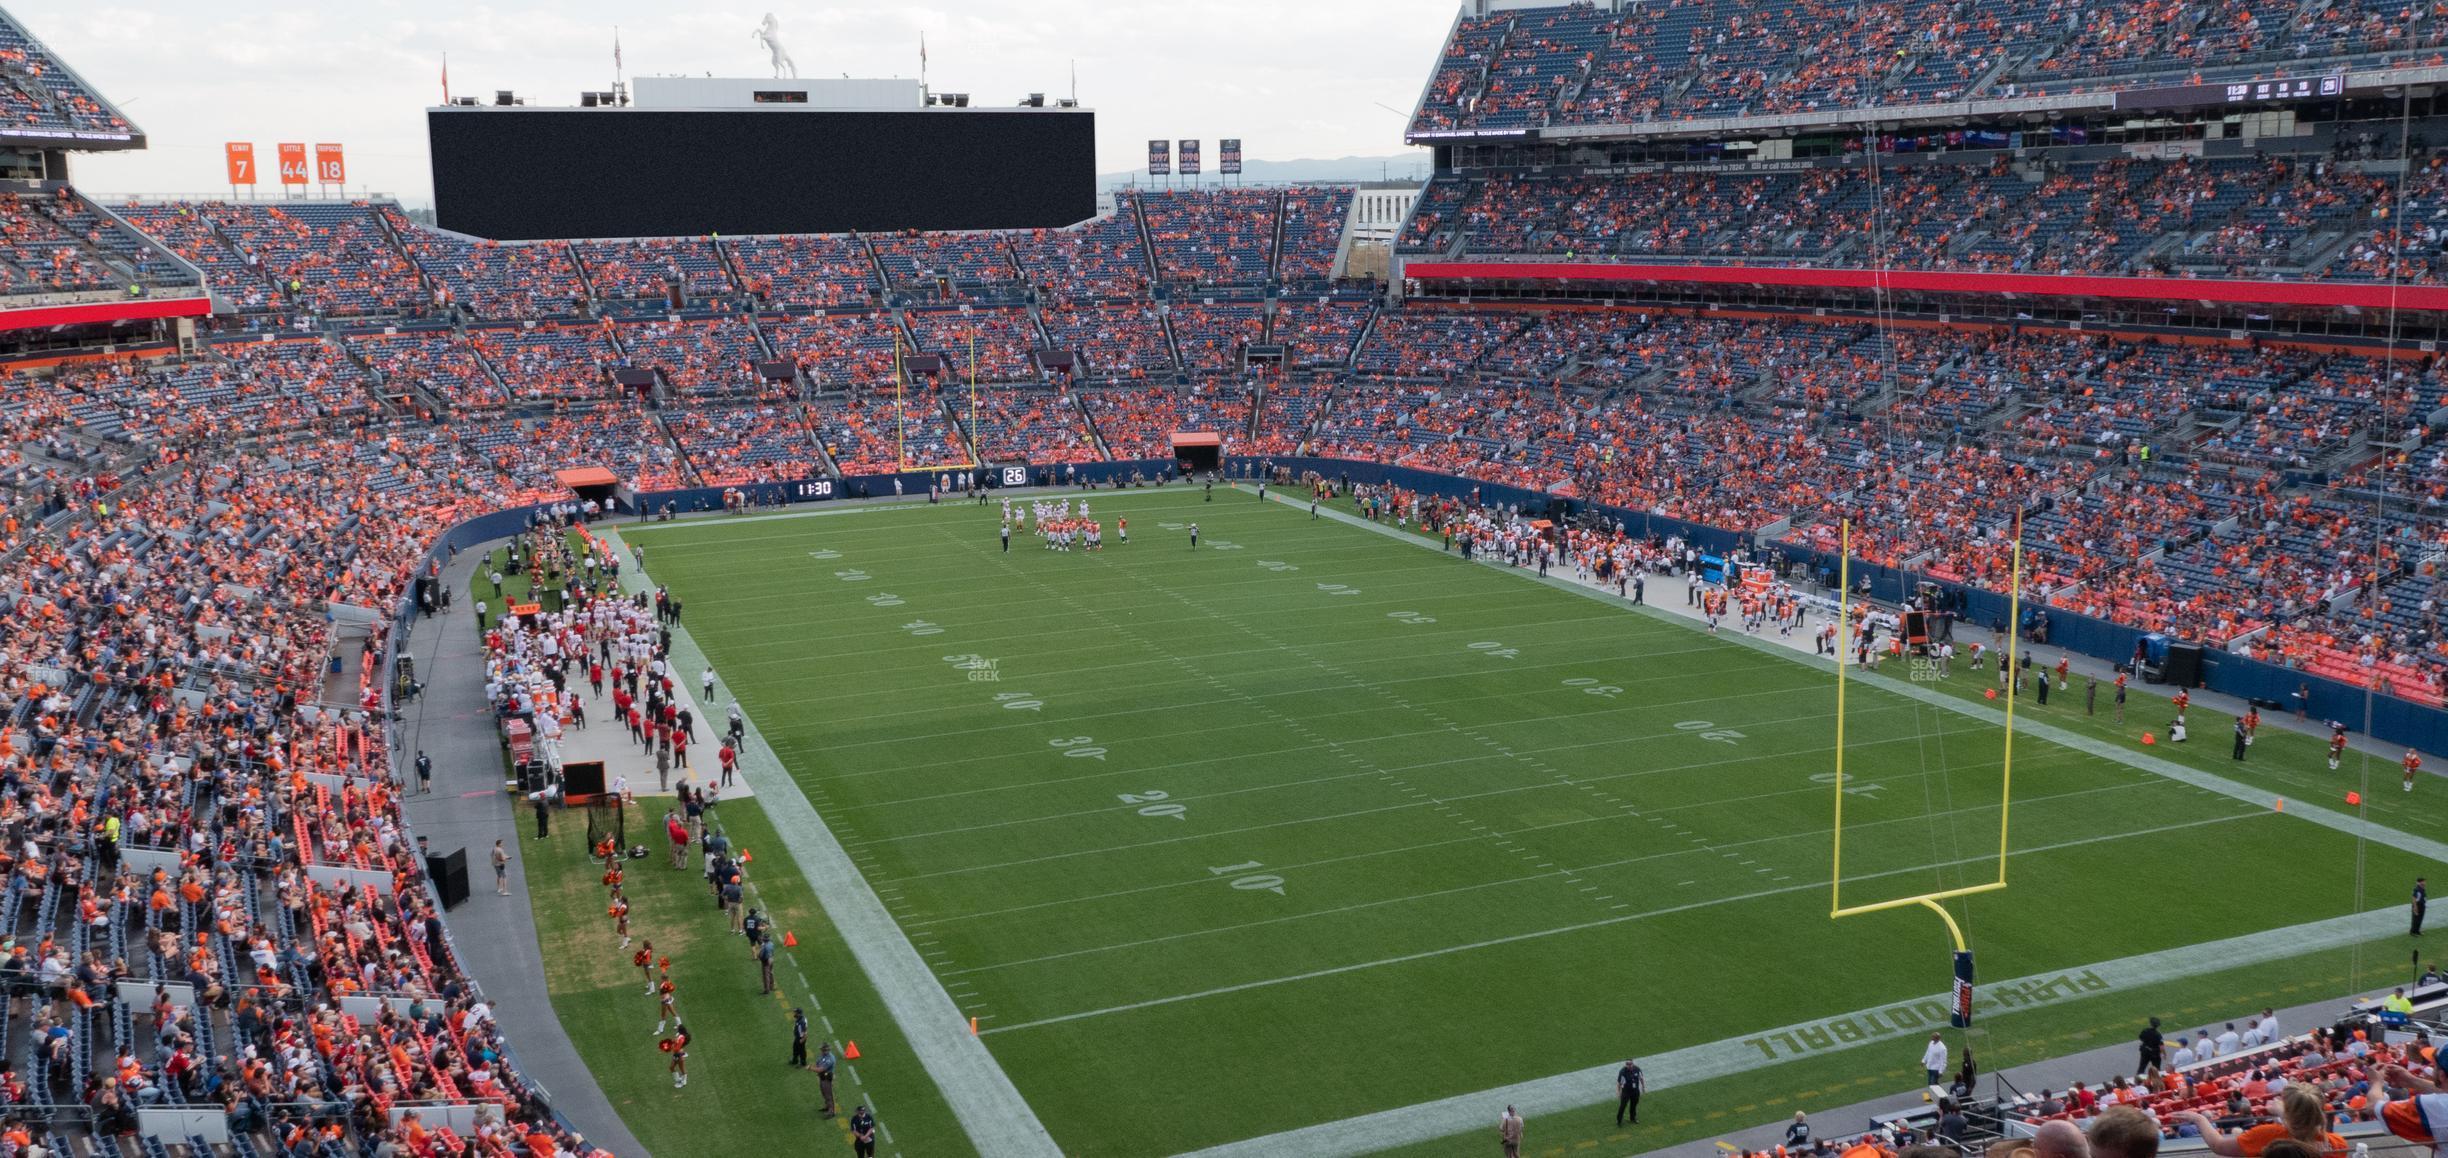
[1099,151,1431,189]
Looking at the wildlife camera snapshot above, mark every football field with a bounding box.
[623,486,2429,1157]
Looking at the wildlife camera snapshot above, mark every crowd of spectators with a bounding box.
[1352,308,1527,377]
[1169,302,1266,372]
[1140,190,1277,289]
[763,313,906,389]
[1398,150,2448,285]
[0,9,135,138]
[962,387,1103,463]
[571,238,738,314]
[661,401,822,485]
[1273,300,1374,368]
[1041,302,1174,379]
[727,234,880,312]
[903,307,1043,383]
[344,329,510,412]
[200,202,428,319]
[1010,205,1151,302]
[465,325,620,406]
[1080,381,1254,458]
[808,388,972,473]
[1277,188,1355,287]
[868,231,1025,301]
[0,363,614,1153]
[386,215,588,320]
[615,318,767,396]
[1404,0,2448,135]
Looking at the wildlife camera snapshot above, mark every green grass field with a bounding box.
[596,486,2433,1157]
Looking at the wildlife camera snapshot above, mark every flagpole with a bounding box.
[442,52,450,105]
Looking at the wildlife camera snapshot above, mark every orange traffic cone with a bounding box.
[2348,791,2364,806]
[2274,798,2285,813]
[1984,688,1997,701]
[741,850,752,863]
[2141,733,2156,745]
[843,1041,860,1060]
[783,931,798,947]
[969,1016,979,1036]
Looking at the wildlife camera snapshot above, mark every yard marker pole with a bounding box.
[1832,519,1851,916]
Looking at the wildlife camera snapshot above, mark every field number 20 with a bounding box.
[1119,789,1183,819]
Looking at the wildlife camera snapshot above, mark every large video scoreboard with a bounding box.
[429,106,1096,241]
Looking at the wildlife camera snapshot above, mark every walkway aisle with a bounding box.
[392,543,646,1156]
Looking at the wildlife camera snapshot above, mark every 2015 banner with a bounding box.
[1147,139,1170,176]
[1178,139,1201,175]
[1219,139,1242,175]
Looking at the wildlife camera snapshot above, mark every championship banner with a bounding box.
[276,143,308,187]
[1219,139,1242,175]
[313,143,346,185]
[1178,139,1201,176]
[223,142,255,187]
[1949,950,1975,1027]
[1147,139,1170,176]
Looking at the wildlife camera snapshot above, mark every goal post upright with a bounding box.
[1829,516,2027,958]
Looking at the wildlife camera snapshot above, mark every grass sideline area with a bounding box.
[615,487,2431,1156]
[518,796,974,1157]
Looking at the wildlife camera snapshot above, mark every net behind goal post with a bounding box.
[585,797,626,852]
[1828,517,2023,922]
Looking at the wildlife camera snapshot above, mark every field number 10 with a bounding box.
[1208,860,1287,895]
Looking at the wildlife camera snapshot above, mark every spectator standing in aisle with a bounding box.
[1615,1058,1644,1125]
[1921,1033,1948,1092]
[492,840,511,895]
[2136,1017,2163,1073]
[415,750,433,794]
[1785,1113,1812,1150]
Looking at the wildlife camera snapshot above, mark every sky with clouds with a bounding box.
[24,1,1449,206]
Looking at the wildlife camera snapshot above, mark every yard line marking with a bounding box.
[599,526,1061,1158]
[900,748,2183,906]
[787,658,1853,761]
[1276,487,2448,872]
[974,810,2258,1022]
[1170,901,2403,1158]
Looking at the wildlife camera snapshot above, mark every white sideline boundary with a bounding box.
[1174,907,2408,1158]
[601,525,1063,1158]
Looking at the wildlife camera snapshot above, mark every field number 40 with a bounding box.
[1674,720,1745,745]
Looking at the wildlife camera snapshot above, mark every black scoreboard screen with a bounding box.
[2112,73,2344,111]
[429,107,1096,241]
